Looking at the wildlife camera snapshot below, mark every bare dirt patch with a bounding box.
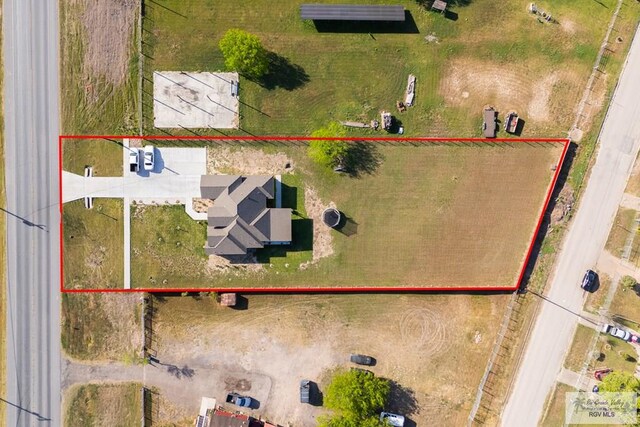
[151,293,506,427]
[81,0,137,86]
[528,73,559,122]
[207,147,294,175]
[561,19,578,35]
[191,198,214,214]
[300,186,335,267]
[550,184,575,225]
[440,59,583,126]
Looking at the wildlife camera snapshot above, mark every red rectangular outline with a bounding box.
[59,135,570,294]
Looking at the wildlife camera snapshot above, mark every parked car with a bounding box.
[581,269,597,291]
[380,412,405,427]
[225,392,252,408]
[143,145,155,171]
[601,324,632,341]
[350,354,374,366]
[300,380,311,404]
[129,149,139,172]
[594,368,612,381]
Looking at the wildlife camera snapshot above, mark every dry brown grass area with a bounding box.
[81,0,137,87]
[61,293,142,361]
[64,382,142,427]
[439,59,584,134]
[152,293,507,426]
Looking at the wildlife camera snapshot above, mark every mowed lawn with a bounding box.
[142,0,619,137]
[63,138,123,177]
[131,142,564,289]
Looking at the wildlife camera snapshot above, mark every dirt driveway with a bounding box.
[147,293,507,426]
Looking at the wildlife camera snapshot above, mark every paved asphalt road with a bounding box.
[3,0,61,425]
[500,27,640,427]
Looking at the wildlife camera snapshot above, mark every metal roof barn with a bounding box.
[300,4,405,21]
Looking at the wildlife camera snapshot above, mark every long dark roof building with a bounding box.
[300,4,405,21]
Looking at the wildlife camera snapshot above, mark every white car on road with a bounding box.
[143,145,155,171]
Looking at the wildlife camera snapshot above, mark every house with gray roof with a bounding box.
[200,175,292,256]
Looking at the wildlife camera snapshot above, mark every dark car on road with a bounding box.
[350,354,374,366]
[581,269,597,291]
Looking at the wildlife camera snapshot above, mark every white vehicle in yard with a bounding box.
[602,324,632,342]
[380,412,405,427]
[129,149,139,172]
[143,145,155,171]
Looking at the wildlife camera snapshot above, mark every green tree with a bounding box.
[599,371,640,425]
[308,122,349,167]
[620,275,638,292]
[218,29,268,79]
[324,370,390,420]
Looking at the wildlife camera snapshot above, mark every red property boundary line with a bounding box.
[59,135,570,294]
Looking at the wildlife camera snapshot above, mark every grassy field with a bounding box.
[595,333,638,372]
[564,324,598,372]
[129,142,563,289]
[60,0,139,134]
[62,138,124,177]
[61,293,142,361]
[605,207,637,258]
[584,273,611,314]
[63,199,124,290]
[610,284,640,329]
[141,0,622,138]
[64,383,142,427]
[540,382,576,427]
[153,293,507,426]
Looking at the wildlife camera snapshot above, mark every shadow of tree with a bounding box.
[386,381,419,417]
[344,142,384,177]
[260,52,309,91]
[165,364,196,379]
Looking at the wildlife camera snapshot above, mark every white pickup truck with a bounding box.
[129,149,139,172]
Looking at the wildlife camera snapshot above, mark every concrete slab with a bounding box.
[153,71,239,129]
[63,147,207,202]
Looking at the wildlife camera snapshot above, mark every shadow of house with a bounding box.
[311,10,419,33]
[260,52,309,91]
[256,218,313,263]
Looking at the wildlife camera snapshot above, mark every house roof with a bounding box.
[201,175,292,256]
[300,4,405,21]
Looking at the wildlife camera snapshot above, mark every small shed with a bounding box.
[432,0,447,13]
[219,293,237,307]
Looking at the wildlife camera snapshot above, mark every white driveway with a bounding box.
[62,147,207,203]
